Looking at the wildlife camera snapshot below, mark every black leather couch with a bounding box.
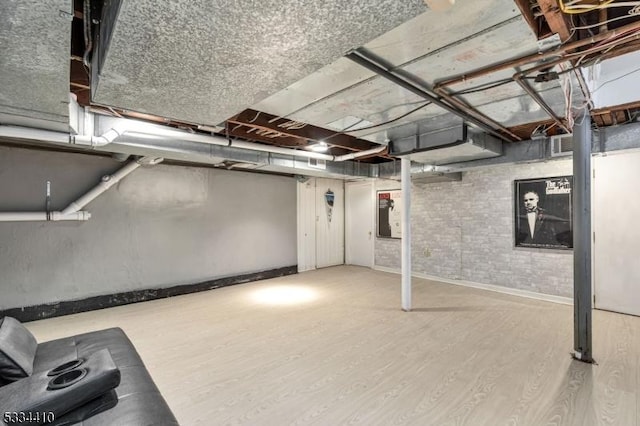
[1,322,179,425]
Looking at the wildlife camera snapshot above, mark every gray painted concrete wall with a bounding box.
[0,146,296,309]
[375,160,573,297]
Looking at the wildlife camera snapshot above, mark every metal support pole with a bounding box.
[573,111,594,363]
[346,49,513,142]
[401,157,412,311]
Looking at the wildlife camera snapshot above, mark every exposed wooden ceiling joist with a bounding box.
[229,109,385,153]
[538,0,573,41]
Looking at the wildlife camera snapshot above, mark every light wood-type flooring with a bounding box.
[26,266,640,425]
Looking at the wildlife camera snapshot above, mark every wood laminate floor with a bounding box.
[26,266,639,426]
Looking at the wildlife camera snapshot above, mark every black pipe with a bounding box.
[573,110,594,363]
[345,48,513,143]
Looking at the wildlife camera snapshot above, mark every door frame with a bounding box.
[592,150,640,316]
[345,180,375,268]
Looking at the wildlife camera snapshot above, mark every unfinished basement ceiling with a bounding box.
[253,0,587,147]
[92,0,428,127]
[0,0,73,131]
[3,0,640,175]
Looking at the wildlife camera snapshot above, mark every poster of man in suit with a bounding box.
[377,190,401,239]
[514,176,573,249]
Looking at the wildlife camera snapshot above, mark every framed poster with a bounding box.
[514,176,573,250]
[377,190,401,239]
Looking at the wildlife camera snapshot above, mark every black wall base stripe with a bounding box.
[1,265,297,323]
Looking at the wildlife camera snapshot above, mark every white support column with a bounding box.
[401,157,412,311]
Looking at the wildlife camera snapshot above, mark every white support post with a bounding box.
[401,157,412,311]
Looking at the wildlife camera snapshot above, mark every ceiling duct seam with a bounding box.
[346,48,514,143]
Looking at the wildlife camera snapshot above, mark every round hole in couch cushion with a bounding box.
[47,368,87,390]
[47,359,84,377]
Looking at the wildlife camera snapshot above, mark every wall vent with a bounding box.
[550,134,573,157]
[308,158,327,169]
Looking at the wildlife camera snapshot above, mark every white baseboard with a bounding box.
[372,265,573,306]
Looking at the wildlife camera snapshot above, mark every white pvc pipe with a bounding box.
[0,157,156,222]
[333,145,386,161]
[0,211,91,222]
[71,122,129,147]
[231,140,334,161]
[62,160,142,214]
[401,157,412,312]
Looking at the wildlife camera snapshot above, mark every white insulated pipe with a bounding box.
[401,157,412,312]
[333,145,387,161]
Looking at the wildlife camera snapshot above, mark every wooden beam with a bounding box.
[592,100,640,115]
[226,124,307,147]
[538,0,573,42]
[231,109,380,152]
[70,82,90,90]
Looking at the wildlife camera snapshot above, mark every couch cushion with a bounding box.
[0,348,121,422]
[0,316,38,383]
[32,327,179,425]
[34,328,145,375]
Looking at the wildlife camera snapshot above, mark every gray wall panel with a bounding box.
[376,160,574,297]
[0,146,296,309]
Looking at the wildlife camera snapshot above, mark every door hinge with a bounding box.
[593,232,595,243]
[593,168,595,179]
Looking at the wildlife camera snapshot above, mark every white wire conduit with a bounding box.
[0,121,386,161]
[0,157,162,222]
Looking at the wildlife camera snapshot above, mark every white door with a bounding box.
[593,150,640,316]
[297,180,316,272]
[315,178,344,268]
[345,181,374,267]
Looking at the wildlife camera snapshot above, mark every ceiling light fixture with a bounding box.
[424,0,455,12]
[310,141,329,152]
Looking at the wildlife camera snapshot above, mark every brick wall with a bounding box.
[376,159,574,297]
